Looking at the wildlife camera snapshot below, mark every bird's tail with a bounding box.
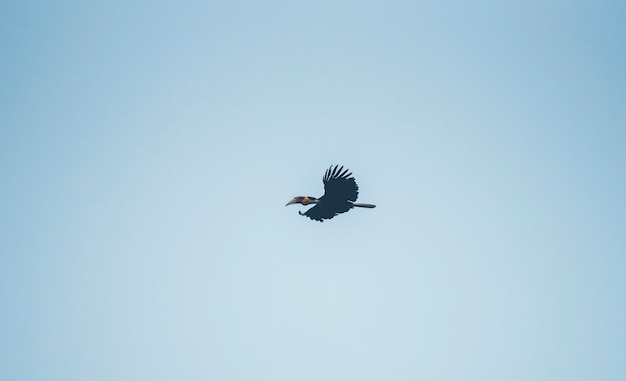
[352,202,376,208]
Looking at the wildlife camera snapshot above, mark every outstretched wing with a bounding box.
[299,204,345,222]
[295,165,371,222]
[322,165,358,202]
[297,165,358,222]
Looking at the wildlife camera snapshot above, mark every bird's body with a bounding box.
[285,165,376,222]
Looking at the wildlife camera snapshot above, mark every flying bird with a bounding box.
[285,165,376,222]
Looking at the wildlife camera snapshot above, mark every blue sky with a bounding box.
[1,1,625,380]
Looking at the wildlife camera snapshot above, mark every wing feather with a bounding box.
[322,165,359,202]
[297,165,368,221]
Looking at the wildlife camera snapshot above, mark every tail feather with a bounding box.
[352,202,376,208]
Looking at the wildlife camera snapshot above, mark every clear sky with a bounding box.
[1,1,625,380]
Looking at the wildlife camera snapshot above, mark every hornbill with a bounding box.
[285,165,376,222]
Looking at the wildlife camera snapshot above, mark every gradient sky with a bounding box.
[1,1,625,380]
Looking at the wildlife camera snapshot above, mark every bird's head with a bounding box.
[285,196,319,206]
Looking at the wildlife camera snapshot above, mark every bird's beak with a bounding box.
[285,197,299,206]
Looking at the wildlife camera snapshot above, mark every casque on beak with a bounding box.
[285,197,301,206]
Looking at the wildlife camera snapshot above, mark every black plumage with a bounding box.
[285,165,375,222]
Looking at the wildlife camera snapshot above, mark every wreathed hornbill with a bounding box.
[285,165,376,222]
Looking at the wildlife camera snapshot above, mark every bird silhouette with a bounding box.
[285,165,376,222]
